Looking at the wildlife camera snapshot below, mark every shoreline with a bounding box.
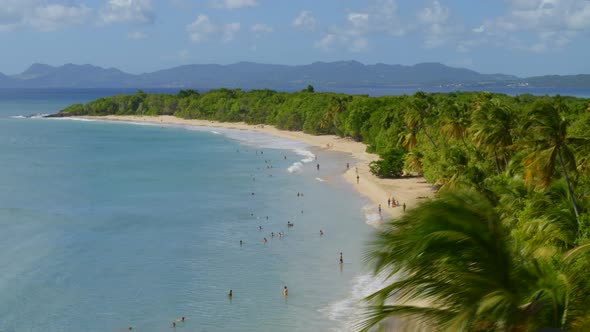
[76,115,434,222]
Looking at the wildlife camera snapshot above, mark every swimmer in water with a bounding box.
[320,230,324,236]
[339,252,343,264]
[240,240,243,246]
[283,286,288,296]
[228,289,233,298]
[263,237,268,243]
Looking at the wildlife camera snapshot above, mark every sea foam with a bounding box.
[287,162,304,174]
[320,270,391,330]
[362,204,382,226]
[294,148,315,163]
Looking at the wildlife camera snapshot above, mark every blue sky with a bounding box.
[1,0,589,77]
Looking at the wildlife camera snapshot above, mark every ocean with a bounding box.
[0,89,377,332]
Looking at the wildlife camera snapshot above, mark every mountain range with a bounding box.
[0,61,588,89]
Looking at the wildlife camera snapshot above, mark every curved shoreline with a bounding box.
[75,115,434,222]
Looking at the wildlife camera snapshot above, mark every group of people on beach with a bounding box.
[387,196,406,212]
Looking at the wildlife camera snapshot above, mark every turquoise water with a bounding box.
[0,91,376,331]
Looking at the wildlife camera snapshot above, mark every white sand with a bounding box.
[79,115,434,221]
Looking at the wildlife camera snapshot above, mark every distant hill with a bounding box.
[523,74,590,88]
[0,61,588,89]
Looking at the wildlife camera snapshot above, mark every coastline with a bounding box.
[76,115,434,222]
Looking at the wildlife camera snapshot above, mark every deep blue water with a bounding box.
[0,89,380,332]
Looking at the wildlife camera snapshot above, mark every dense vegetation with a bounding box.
[59,88,590,330]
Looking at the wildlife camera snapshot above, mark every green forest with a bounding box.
[59,88,590,331]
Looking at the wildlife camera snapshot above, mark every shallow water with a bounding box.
[0,90,380,331]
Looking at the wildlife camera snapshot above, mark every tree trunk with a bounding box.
[422,127,438,149]
[557,146,580,217]
[494,151,502,175]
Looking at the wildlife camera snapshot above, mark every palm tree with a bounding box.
[521,100,588,218]
[440,100,471,149]
[401,92,439,150]
[360,191,575,331]
[470,98,517,175]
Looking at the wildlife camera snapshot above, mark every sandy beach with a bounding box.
[79,115,434,222]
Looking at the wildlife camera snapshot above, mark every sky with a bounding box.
[0,0,589,77]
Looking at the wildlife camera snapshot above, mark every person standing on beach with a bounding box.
[356,175,360,184]
[403,203,406,212]
[378,204,382,214]
[316,163,320,171]
[346,162,350,170]
[387,198,391,208]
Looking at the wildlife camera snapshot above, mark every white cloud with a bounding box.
[475,0,590,51]
[416,1,455,49]
[100,0,155,24]
[222,22,240,42]
[417,0,449,24]
[186,14,216,43]
[186,14,240,43]
[0,1,91,32]
[30,4,91,31]
[314,33,337,51]
[251,23,272,36]
[292,10,316,31]
[211,0,258,10]
[315,0,404,53]
[127,31,147,39]
[347,13,369,33]
[472,25,485,33]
